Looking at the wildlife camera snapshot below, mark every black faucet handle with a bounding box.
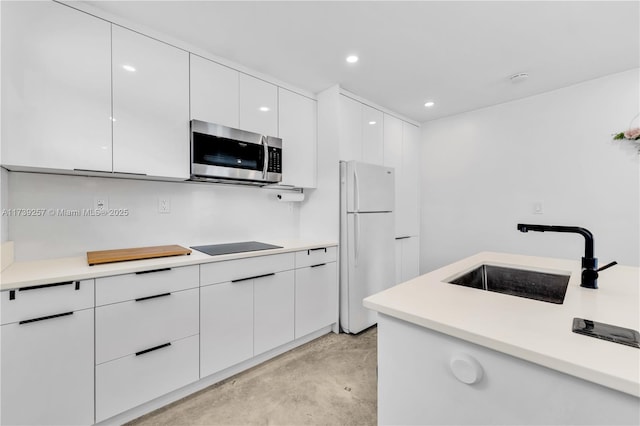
[597,261,617,272]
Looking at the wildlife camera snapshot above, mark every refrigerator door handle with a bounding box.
[354,167,360,212]
[354,213,360,267]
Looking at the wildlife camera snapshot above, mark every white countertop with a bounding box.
[0,240,337,291]
[363,251,640,397]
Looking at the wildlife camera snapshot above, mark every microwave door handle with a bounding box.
[262,136,269,178]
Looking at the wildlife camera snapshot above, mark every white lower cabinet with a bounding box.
[1,280,95,426]
[1,308,94,426]
[254,270,295,355]
[200,268,295,376]
[200,280,254,377]
[96,335,199,422]
[200,249,338,377]
[1,246,339,423]
[295,262,338,338]
[395,236,420,284]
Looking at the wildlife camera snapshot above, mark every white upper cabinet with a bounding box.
[239,74,278,136]
[278,88,317,188]
[190,54,239,128]
[1,1,112,172]
[112,26,190,179]
[402,122,421,236]
[339,95,363,162]
[339,95,384,165]
[362,105,384,165]
[384,114,404,235]
[383,114,403,169]
[384,114,420,237]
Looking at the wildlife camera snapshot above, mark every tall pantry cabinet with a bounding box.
[332,90,421,284]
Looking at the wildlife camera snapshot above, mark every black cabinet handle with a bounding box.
[19,311,74,325]
[307,247,328,255]
[135,268,171,275]
[395,236,411,240]
[19,281,75,291]
[232,273,275,283]
[310,263,327,268]
[10,281,81,301]
[136,342,171,357]
[135,292,171,302]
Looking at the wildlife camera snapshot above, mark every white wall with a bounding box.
[8,173,300,261]
[420,68,640,272]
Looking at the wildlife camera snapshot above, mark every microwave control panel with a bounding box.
[267,147,282,173]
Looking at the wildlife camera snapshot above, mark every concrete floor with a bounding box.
[127,327,378,425]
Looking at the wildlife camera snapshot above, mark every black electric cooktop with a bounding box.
[191,241,282,256]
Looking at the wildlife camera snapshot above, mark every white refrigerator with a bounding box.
[339,161,396,334]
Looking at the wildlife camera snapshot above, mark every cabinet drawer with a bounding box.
[1,279,94,325]
[96,334,199,422]
[96,288,199,364]
[96,265,198,306]
[295,246,337,269]
[200,253,294,286]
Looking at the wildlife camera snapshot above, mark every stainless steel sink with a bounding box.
[446,264,570,304]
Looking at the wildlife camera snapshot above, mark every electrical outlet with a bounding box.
[533,202,544,215]
[94,196,108,212]
[158,198,171,214]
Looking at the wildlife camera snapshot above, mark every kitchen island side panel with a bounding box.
[378,314,640,426]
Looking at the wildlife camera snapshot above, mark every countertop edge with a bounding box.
[0,240,338,291]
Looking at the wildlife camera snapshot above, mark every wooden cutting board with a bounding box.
[87,244,191,266]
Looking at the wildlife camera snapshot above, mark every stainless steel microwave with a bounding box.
[190,120,282,185]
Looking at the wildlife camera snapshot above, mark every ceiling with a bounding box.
[82,1,639,123]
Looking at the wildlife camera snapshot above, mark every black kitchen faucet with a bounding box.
[516,224,617,289]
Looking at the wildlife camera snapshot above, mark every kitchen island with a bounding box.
[363,252,640,425]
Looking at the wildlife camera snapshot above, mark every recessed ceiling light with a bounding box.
[369,121,377,125]
[122,64,136,72]
[259,106,270,112]
[346,55,359,64]
[424,101,435,108]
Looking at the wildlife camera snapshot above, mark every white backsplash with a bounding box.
[7,172,300,261]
